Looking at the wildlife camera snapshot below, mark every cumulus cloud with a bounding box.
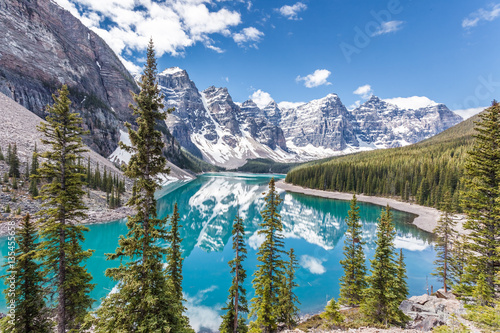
[353,84,373,99]
[248,232,266,250]
[372,20,404,36]
[296,69,332,88]
[278,2,307,20]
[299,255,326,275]
[462,4,500,28]
[250,89,274,108]
[233,27,264,48]
[383,96,438,109]
[185,286,222,332]
[453,106,486,119]
[53,0,242,70]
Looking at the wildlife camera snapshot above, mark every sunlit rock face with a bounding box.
[0,0,139,156]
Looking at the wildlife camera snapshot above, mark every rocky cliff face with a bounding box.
[280,93,358,151]
[158,68,290,168]
[352,96,464,147]
[0,0,138,156]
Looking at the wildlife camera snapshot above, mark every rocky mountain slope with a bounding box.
[0,0,138,156]
[159,68,292,168]
[157,67,463,168]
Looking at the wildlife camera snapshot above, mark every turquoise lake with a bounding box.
[0,173,439,332]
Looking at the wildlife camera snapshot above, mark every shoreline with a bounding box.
[276,180,462,234]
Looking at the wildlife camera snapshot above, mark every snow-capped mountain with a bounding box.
[352,96,463,148]
[157,67,463,167]
[159,68,294,168]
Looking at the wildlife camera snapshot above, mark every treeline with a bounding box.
[286,114,478,211]
[0,141,126,209]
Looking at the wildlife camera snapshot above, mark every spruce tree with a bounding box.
[432,191,457,292]
[1,214,51,333]
[220,213,249,333]
[30,143,39,177]
[339,194,367,307]
[396,249,409,305]
[166,203,192,332]
[320,298,344,327]
[36,85,94,333]
[278,248,300,329]
[250,178,285,333]
[8,143,20,178]
[93,39,180,332]
[361,205,403,326]
[460,101,500,294]
[449,235,467,288]
[0,146,4,160]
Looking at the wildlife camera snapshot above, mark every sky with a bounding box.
[54,0,500,119]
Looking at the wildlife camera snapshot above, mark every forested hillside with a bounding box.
[285,112,480,211]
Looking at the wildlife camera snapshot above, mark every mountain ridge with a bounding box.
[156,66,463,168]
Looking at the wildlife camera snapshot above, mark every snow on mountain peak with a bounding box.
[161,67,185,75]
[278,101,306,110]
[383,96,438,110]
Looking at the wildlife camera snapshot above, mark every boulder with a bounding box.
[409,294,431,305]
[435,289,456,300]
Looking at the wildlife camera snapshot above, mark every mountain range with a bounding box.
[153,67,463,168]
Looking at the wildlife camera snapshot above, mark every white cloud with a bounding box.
[453,106,486,119]
[278,2,307,20]
[353,84,373,99]
[383,96,438,110]
[248,232,266,250]
[296,69,332,88]
[372,20,404,36]
[250,89,273,109]
[394,236,430,252]
[349,100,361,110]
[278,101,305,109]
[53,0,242,68]
[299,255,326,275]
[233,27,264,48]
[185,286,222,332]
[462,4,500,28]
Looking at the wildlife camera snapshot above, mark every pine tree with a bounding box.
[361,205,403,326]
[320,298,344,327]
[8,143,20,178]
[25,160,30,181]
[432,191,457,292]
[29,178,39,198]
[12,176,17,190]
[250,178,285,333]
[30,143,39,177]
[93,39,181,333]
[1,214,51,332]
[460,101,500,295]
[86,157,91,188]
[449,235,467,288]
[166,203,192,332]
[473,273,493,306]
[0,146,4,160]
[220,213,249,333]
[36,85,94,333]
[278,248,300,329]
[339,194,367,307]
[396,249,409,305]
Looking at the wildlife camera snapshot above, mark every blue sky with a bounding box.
[55,0,500,118]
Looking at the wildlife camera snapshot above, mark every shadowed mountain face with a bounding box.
[0,0,139,156]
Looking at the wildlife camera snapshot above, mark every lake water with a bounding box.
[0,173,438,332]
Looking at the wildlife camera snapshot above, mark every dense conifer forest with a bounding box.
[285,113,479,211]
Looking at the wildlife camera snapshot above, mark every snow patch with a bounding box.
[108,130,132,165]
